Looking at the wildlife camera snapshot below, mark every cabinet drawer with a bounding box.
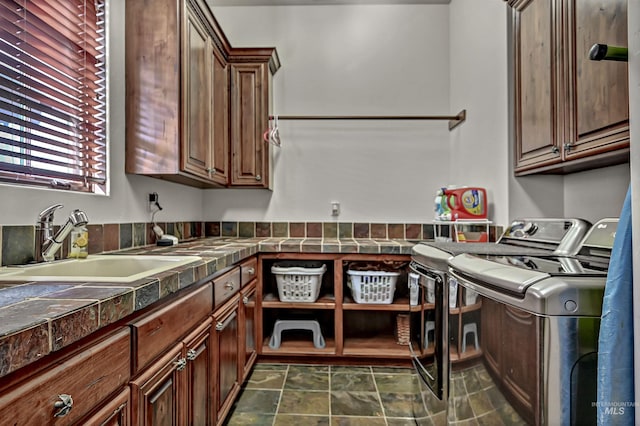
[240,257,257,287]
[131,283,213,372]
[0,328,130,425]
[214,267,241,308]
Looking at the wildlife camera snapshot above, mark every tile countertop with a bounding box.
[0,237,417,378]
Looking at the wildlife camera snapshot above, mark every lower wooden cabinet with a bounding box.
[480,298,541,424]
[81,387,131,426]
[130,344,183,426]
[0,258,260,426]
[502,305,540,423]
[184,321,214,426]
[213,293,241,425]
[0,328,131,425]
[130,319,214,426]
[239,281,258,381]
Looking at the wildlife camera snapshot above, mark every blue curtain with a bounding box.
[597,185,634,425]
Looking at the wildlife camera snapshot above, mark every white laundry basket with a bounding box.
[347,270,400,304]
[271,263,327,302]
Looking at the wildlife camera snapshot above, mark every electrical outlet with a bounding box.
[331,201,340,217]
[148,192,160,212]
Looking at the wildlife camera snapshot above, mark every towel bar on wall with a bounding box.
[268,109,467,131]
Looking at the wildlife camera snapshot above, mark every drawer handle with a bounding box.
[186,349,197,361]
[243,296,250,305]
[246,267,255,275]
[174,358,187,371]
[216,311,238,331]
[224,282,235,291]
[54,394,74,418]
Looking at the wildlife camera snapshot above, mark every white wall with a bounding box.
[448,0,510,226]
[204,4,455,223]
[563,164,630,222]
[1,0,628,228]
[0,0,203,226]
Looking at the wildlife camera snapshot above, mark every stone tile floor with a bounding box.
[224,362,526,426]
[224,363,428,425]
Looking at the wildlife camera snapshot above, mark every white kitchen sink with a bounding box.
[0,255,202,283]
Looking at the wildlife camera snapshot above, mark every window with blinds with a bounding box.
[0,0,107,194]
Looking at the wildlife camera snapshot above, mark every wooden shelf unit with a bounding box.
[257,253,415,360]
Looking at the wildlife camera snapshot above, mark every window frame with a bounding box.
[0,0,108,194]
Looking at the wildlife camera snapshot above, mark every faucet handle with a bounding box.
[38,204,63,225]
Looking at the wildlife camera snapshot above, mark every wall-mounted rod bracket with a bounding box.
[448,109,467,131]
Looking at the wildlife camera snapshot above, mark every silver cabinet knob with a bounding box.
[255,175,262,181]
[174,358,187,371]
[246,267,255,275]
[53,394,73,418]
[186,349,197,361]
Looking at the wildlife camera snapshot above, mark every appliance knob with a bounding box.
[510,221,526,237]
[523,222,538,236]
[564,300,578,312]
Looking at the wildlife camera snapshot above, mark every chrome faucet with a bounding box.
[35,204,89,262]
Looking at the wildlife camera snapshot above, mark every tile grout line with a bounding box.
[328,365,332,421]
[271,364,289,426]
[369,366,389,426]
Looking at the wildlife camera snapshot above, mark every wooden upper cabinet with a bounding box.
[212,46,230,184]
[513,0,561,172]
[510,0,629,175]
[230,63,268,187]
[564,0,629,161]
[182,5,214,181]
[125,0,279,189]
[229,50,280,188]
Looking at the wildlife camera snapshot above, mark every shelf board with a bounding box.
[262,293,336,309]
[449,344,482,362]
[450,301,482,315]
[422,345,435,357]
[342,335,411,358]
[342,296,419,311]
[261,337,336,356]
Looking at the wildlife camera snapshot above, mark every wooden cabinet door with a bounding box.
[184,319,214,426]
[480,297,502,379]
[501,305,540,425]
[131,345,185,426]
[239,282,258,381]
[211,45,230,185]
[182,4,213,180]
[0,329,130,426]
[513,0,562,173]
[81,387,130,426]
[230,63,269,187]
[563,0,629,160]
[213,295,240,425]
